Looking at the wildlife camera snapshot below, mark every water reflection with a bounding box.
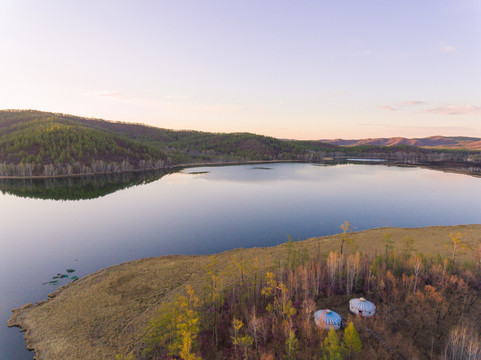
[0,161,410,201]
[0,169,175,201]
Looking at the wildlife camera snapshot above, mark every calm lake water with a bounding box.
[1,162,480,359]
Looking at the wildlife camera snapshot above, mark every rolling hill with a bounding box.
[1,110,480,177]
[320,136,481,150]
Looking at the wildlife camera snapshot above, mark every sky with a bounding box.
[1,0,480,140]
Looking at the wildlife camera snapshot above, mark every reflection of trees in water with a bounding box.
[0,169,175,201]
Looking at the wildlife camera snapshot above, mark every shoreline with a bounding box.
[0,160,300,180]
[8,224,481,360]
[0,159,480,180]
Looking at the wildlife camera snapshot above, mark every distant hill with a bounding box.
[1,110,480,177]
[320,136,481,150]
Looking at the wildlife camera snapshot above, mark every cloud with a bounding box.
[316,91,347,97]
[96,92,131,100]
[398,100,426,106]
[164,95,188,101]
[423,105,481,115]
[441,45,456,53]
[84,91,155,104]
[202,104,243,115]
[378,105,398,112]
[378,101,427,112]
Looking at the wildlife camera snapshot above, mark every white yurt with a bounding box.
[314,309,342,330]
[349,297,376,317]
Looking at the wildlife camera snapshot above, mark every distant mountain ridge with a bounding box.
[320,136,481,150]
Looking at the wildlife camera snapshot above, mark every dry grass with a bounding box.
[8,224,481,359]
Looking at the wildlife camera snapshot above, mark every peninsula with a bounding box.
[9,225,481,359]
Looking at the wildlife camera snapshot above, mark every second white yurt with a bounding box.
[314,309,342,330]
[349,297,376,317]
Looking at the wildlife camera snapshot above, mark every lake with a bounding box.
[1,162,480,359]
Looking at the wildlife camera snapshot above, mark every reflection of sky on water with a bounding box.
[0,163,480,359]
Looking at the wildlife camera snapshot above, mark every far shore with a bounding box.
[0,158,480,180]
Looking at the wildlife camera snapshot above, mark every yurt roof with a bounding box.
[314,309,342,325]
[350,297,376,312]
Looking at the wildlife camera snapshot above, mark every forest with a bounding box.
[1,110,480,177]
[116,229,481,360]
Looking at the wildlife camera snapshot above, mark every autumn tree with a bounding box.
[339,221,354,255]
[231,318,254,360]
[143,285,201,359]
[448,232,470,268]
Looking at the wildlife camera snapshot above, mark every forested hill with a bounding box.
[1,110,480,177]
[0,110,167,177]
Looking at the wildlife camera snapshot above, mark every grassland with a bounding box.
[8,224,481,359]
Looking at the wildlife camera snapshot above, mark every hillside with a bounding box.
[0,110,166,177]
[9,225,481,360]
[321,136,481,150]
[1,110,481,177]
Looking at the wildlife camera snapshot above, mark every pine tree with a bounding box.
[323,327,343,360]
[285,329,298,360]
[383,232,394,260]
[342,322,362,359]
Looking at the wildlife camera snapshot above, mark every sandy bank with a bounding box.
[8,225,481,359]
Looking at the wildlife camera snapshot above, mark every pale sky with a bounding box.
[1,0,480,139]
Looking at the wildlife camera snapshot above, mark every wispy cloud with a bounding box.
[378,101,427,112]
[202,104,243,115]
[316,91,347,97]
[441,45,456,53]
[84,91,154,104]
[398,100,426,106]
[164,95,188,101]
[423,105,481,115]
[96,92,131,100]
[378,105,398,112]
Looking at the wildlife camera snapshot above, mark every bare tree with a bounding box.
[411,254,422,295]
[443,325,481,360]
[346,252,361,296]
